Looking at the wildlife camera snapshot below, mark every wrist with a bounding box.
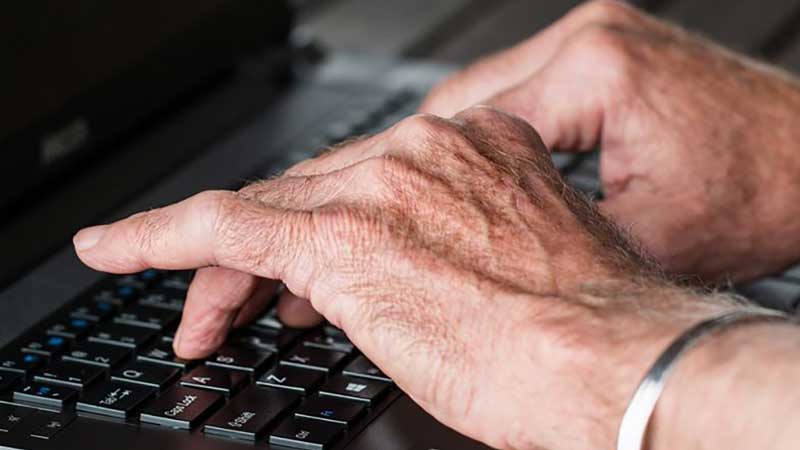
[558,282,744,447]
[648,319,800,450]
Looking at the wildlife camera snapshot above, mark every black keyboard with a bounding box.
[0,269,399,449]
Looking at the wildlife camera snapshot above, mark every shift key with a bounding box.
[140,386,222,429]
[203,386,298,441]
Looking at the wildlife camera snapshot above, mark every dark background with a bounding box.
[294,0,800,72]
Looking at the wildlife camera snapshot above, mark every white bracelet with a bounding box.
[616,309,791,450]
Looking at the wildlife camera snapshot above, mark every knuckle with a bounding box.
[453,104,507,123]
[191,190,237,234]
[392,113,456,140]
[567,25,635,86]
[192,190,255,265]
[572,23,628,55]
[454,105,546,156]
[191,190,231,216]
[394,114,478,163]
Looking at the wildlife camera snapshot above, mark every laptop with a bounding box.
[1,2,799,450]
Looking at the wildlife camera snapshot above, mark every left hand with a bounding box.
[73,107,733,450]
[420,0,800,283]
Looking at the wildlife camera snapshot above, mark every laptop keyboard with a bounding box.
[1,87,800,450]
[0,269,398,449]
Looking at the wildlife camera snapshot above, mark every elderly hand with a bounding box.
[420,0,800,283]
[73,108,747,450]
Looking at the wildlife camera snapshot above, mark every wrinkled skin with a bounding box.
[74,107,735,450]
[71,2,800,449]
[421,0,800,283]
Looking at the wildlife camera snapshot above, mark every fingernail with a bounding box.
[73,225,109,251]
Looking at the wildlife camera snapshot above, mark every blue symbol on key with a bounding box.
[47,336,64,347]
[97,302,111,311]
[23,354,39,364]
[141,269,158,281]
[37,386,51,395]
[117,286,135,299]
[71,318,88,328]
[321,409,335,418]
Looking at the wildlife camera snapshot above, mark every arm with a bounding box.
[653,322,800,450]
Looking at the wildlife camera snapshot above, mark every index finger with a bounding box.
[73,190,316,293]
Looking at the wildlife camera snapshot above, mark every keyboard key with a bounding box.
[157,271,193,291]
[91,282,141,306]
[252,309,284,330]
[161,330,176,342]
[552,152,578,171]
[319,375,390,405]
[22,334,70,356]
[46,317,93,339]
[77,382,155,419]
[0,404,35,432]
[295,395,365,427]
[114,274,149,291]
[113,305,179,330]
[0,371,22,393]
[112,361,179,390]
[303,328,354,354]
[14,382,78,409]
[567,171,602,198]
[269,417,342,450]
[785,264,800,281]
[321,325,346,338]
[137,341,193,369]
[280,346,348,373]
[179,366,246,395]
[203,386,298,441]
[232,326,298,353]
[256,365,325,394]
[737,278,800,311]
[62,342,131,368]
[136,269,162,285]
[35,361,105,389]
[28,410,75,440]
[70,300,116,322]
[139,386,222,430]
[88,323,157,348]
[206,345,272,373]
[342,355,392,382]
[0,352,44,375]
[137,288,185,311]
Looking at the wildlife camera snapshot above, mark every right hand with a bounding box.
[74,108,739,450]
[421,0,800,283]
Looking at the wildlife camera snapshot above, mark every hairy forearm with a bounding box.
[649,320,800,450]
